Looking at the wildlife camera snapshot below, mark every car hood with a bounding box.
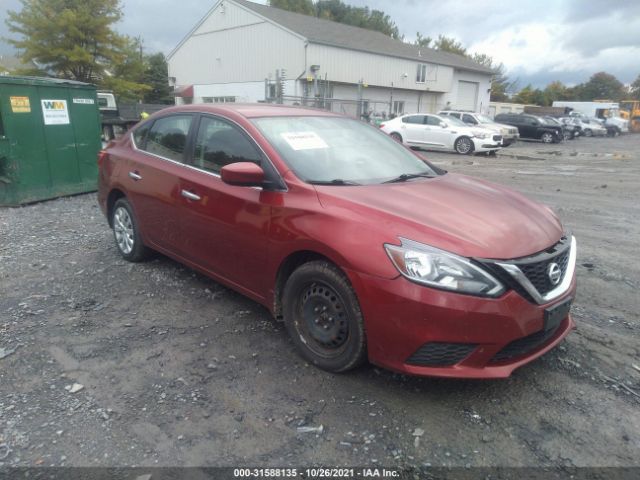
[315,173,563,260]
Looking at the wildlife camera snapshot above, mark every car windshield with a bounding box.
[252,116,439,185]
[544,117,561,125]
[476,114,494,123]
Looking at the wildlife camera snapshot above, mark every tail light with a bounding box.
[97,150,108,166]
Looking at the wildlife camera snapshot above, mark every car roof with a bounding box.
[151,103,341,119]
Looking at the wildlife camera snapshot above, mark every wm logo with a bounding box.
[43,100,65,110]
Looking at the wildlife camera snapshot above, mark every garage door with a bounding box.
[457,81,479,111]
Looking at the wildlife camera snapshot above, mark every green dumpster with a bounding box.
[0,76,102,206]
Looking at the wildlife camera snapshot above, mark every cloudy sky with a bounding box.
[1,0,639,88]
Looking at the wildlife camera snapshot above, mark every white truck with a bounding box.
[552,101,628,134]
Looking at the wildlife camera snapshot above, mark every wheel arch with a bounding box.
[273,250,345,320]
[107,189,126,228]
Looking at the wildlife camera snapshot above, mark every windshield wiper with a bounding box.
[382,173,436,184]
[307,179,362,186]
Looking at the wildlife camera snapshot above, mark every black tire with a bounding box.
[541,132,555,143]
[584,129,593,137]
[282,261,367,373]
[111,198,150,262]
[454,136,474,155]
[390,132,403,143]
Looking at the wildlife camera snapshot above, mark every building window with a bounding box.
[214,96,236,103]
[202,97,214,103]
[416,64,427,83]
[393,101,404,115]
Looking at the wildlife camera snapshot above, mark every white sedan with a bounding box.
[380,113,502,154]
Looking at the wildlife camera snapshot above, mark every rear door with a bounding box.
[399,115,426,144]
[177,114,274,297]
[124,114,194,251]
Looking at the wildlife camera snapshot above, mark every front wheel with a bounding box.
[541,132,555,143]
[454,136,474,154]
[282,261,367,373]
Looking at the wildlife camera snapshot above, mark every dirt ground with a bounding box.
[0,134,639,471]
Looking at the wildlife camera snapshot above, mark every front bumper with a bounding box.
[472,137,501,152]
[347,269,576,379]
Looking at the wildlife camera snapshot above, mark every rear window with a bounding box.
[143,115,193,162]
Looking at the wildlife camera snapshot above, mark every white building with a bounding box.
[168,0,494,117]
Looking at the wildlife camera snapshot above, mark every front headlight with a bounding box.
[384,238,505,297]
[472,130,488,139]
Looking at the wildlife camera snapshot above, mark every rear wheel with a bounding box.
[282,261,367,373]
[454,136,473,154]
[111,198,150,262]
[390,132,403,143]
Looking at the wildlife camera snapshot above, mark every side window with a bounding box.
[451,113,462,119]
[401,115,424,124]
[425,116,442,126]
[132,122,151,148]
[144,115,192,162]
[462,114,477,124]
[193,116,261,174]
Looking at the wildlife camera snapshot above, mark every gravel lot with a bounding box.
[0,134,639,470]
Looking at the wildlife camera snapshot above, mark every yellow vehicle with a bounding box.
[620,100,640,133]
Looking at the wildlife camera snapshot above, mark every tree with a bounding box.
[579,72,625,101]
[100,35,150,101]
[270,0,401,38]
[471,53,512,102]
[513,84,545,105]
[269,0,315,15]
[631,74,640,100]
[143,53,173,104]
[6,0,124,83]
[542,81,569,106]
[432,35,467,56]
[414,32,432,48]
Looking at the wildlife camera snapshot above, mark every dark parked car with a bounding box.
[544,116,578,140]
[494,113,563,143]
[98,104,576,379]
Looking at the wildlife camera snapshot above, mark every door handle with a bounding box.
[181,189,201,201]
[128,171,142,181]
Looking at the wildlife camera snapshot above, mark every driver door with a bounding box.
[423,115,451,148]
[177,115,276,297]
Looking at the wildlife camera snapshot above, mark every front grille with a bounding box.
[518,247,570,296]
[493,134,503,142]
[406,342,476,367]
[481,236,572,302]
[490,321,563,363]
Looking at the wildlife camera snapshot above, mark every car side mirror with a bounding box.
[221,162,265,187]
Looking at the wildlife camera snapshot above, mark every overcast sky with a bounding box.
[1,0,639,88]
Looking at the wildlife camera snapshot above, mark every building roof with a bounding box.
[233,0,494,75]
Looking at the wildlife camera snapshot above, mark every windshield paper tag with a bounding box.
[281,131,329,150]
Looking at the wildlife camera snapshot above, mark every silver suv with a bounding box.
[439,110,520,146]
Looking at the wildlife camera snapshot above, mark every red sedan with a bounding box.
[98,104,576,379]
